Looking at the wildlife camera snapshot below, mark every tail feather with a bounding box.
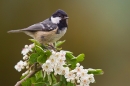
[7,30,22,33]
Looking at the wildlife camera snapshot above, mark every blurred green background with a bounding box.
[0,0,130,86]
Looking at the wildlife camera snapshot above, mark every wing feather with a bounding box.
[21,19,58,32]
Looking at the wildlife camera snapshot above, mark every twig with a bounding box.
[15,63,42,86]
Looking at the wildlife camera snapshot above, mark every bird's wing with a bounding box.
[21,19,57,32]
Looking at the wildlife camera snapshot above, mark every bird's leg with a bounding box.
[42,44,47,49]
[48,43,57,51]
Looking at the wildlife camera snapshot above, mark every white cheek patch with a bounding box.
[51,16,61,24]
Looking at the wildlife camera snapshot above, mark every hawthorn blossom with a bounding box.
[54,65,63,75]
[41,50,95,85]
[17,43,96,86]
[21,48,29,55]
[80,77,90,86]
[65,71,76,82]
[28,43,35,51]
[42,62,53,74]
[88,74,95,83]
[21,44,34,55]
[23,55,28,60]
[14,60,24,72]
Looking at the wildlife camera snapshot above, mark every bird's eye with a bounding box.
[59,15,61,17]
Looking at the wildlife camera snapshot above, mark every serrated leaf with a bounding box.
[55,40,65,48]
[29,39,41,46]
[76,53,85,62]
[88,69,104,75]
[21,78,31,86]
[29,53,39,64]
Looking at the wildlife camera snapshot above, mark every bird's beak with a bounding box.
[64,17,69,19]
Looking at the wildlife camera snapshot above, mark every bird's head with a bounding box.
[51,9,69,24]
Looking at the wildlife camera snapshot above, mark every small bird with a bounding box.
[8,9,69,47]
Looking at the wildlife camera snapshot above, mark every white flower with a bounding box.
[28,44,35,52]
[57,57,65,66]
[76,63,80,67]
[48,55,56,66]
[77,79,80,83]
[74,65,84,73]
[25,45,28,48]
[66,78,70,82]
[54,65,63,75]
[54,52,61,59]
[23,55,28,60]
[14,60,24,72]
[61,67,69,75]
[21,48,29,55]
[65,71,75,82]
[51,50,56,55]
[21,44,34,55]
[46,60,51,64]
[26,65,29,69]
[59,50,66,60]
[23,61,28,66]
[80,77,90,86]
[42,63,53,74]
[80,71,88,78]
[88,74,95,83]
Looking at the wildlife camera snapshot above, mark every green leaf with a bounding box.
[66,52,75,60]
[76,53,85,62]
[35,70,43,81]
[55,40,65,48]
[29,53,39,64]
[67,82,75,86]
[60,75,67,86]
[30,76,36,83]
[21,78,31,86]
[88,69,104,75]
[69,58,77,69]
[29,39,41,46]
[35,45,44,55]
[37,50,51,64]
[43,72,49,85]
[51,74,57,84]
[45,50,51,57]
[66,52,77,69]
[37,55,47,63]
[48,75,52,85]
[33,82,45,86]
[53,82,61,86]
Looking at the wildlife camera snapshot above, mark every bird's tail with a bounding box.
[7,30,22,33]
